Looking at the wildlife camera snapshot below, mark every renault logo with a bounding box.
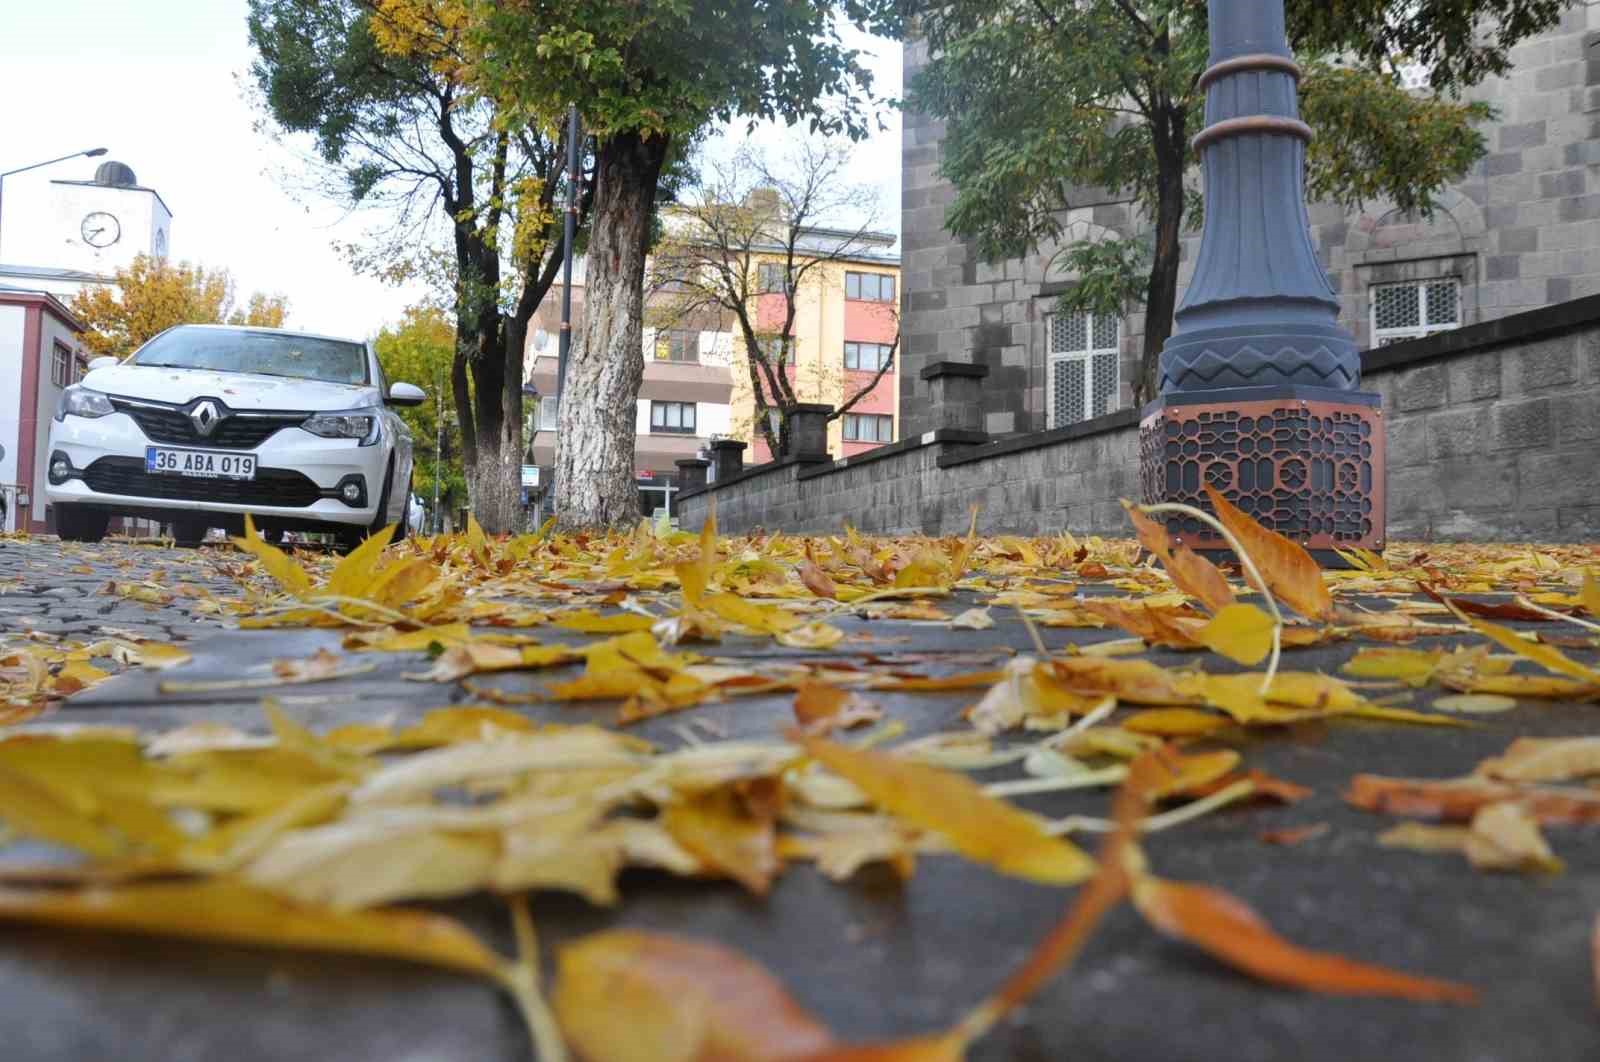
[189,400,223,437]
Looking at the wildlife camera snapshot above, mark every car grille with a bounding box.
[110,400,306,449]
[82,457,323,508]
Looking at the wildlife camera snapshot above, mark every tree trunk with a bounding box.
[467,332,525,535]
[555,130,670,531]
[1137,132,1188,406]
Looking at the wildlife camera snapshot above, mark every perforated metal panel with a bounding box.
[1425,281,1459,326]
[1398,62,1429,90]
[1052,358,1086,426]
[1373,284,1420,332]
[1092,314,1119,352]
[1051,312,1089,354]
[1091,353,1118,417]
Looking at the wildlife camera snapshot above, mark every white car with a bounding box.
[46,324,421,549]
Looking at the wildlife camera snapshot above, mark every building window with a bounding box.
[843,412,893,443]
[756,262,790,294]
[650,400,697,434]
[843,341,893,372]
[1047,311,1120,428]
[1371,280,1459,346]
[51,343,73,388]
[845,271,895,303]
[537,395,559,431]
[654,330,699,362]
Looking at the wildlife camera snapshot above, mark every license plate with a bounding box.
[145,447,257,480]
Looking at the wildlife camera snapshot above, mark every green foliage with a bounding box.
[1052,238,1152,322]
[374,307,466,514]
[462,0,901,144]
[909,0,1561,389]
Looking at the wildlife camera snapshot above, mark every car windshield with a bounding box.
[133,328,369,385]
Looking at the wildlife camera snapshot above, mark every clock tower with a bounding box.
[0,159,173,302]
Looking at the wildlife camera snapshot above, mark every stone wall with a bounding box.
[678,296,1600,542]
[899,5,1600,439]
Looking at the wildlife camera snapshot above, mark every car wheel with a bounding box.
[392,473,413,543]
[260,526,285,546]
[171,516,209,548]
[56,505,109,544]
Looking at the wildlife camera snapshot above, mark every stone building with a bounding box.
[898,5,1600,438]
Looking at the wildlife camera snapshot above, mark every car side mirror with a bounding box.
[387,382,426,407]
[87,356,118,371]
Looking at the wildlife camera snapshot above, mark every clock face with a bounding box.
[81,212,120,248]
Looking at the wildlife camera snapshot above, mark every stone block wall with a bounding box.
[678,296,1600,543]
[900,5,1600,439]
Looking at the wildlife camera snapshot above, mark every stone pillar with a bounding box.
[674,456,709,492]
[708,438,746,483]
[919,361,990,434]
[1139,0,1384,556]
[787,403,832,462]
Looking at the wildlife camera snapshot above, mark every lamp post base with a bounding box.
[1139,385,1386,557]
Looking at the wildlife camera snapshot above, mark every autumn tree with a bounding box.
[908,0,1564,402]
[651,140,898,458]
[246,0,594,533]
[69,255,287,359]
[461,0,900,530]
[374,305,466,524]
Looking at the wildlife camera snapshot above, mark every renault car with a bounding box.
[45,324,421,548]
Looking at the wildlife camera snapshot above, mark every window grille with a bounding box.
[1047,311,1119,427]
[1371,280,1460,346]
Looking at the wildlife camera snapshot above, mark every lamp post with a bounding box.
[0,147,108,260]
[1139,0,1383,559]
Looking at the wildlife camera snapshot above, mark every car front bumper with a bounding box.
[44,411,387,529]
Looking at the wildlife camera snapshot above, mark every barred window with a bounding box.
[843,413,893,443]
[1371,280,1459,346]
[1047,311,1119,428]
[843,341,893,371]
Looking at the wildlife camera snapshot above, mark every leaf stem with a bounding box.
[1512,595,1600,635]
[501,894,568,1062]
[1137,502,1284,694]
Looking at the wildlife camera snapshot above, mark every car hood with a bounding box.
[83,365,380,413]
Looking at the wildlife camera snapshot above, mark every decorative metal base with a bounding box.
[1139,385,1385,553]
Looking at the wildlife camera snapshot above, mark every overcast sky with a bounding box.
[0,1,901,339]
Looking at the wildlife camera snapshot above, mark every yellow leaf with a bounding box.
[553,610,658,634]
[245,819,498,909]
[1457,611,1600,684]
[704,593,803,634]
[345,623,474,653]
[1203,484,1332,621]
[553,929,835,1062]
[1193,603,1275,665]
[774,621,845,650]
[1121,708,1228,738]
[1340,647,1442,687]
[0,762,128,858]
[1431,694,1516,714]
[1583,569,1600,618]
[53,659,110,694]
[1464,801,1562,873]
[662,788,781,896]
[325,522,396,599]
[0,879,503,978]
[231,514,312,596]
[799,737,1095,885]
[1477,736,1600,782]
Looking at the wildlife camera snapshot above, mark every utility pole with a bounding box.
[551,104,580,520]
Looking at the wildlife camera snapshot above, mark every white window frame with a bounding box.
[1046,311,1120,429]
[843,412,893,443]
[1370,279,1460,346]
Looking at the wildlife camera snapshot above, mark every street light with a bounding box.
[0,147,109,259]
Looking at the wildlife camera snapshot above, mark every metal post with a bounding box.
[433,365,443,535]
[1138,0,1384,559]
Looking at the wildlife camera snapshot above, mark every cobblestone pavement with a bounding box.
[0,536,240,644]
[3,535,1600,1061]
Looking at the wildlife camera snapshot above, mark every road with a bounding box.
[1,534,1597,1062]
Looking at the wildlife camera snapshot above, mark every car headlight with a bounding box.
[56,387,114,420]
[302,407,381,445]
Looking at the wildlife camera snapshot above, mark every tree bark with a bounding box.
[554,130,670,531]
[1137,112,1188,406]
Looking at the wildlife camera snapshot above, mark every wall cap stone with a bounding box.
[676,455,801,503]
[796,428,988,481]
[938,408,1139,468]
[1363,293,1600,376]
[707,438,747,452]
[919,360,990,381]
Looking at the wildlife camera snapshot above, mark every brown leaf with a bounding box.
[1258,823,1328,846]
[1125,501,1235,613]
[1347,774,1600,824]
[792,683,882,735]
[552,929,835,1062]
[1203,484,1332,622]
[662,788,782,896]
[1477,737,1600,783]
[798,559,838,600]
[1130,875,1476,1002]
